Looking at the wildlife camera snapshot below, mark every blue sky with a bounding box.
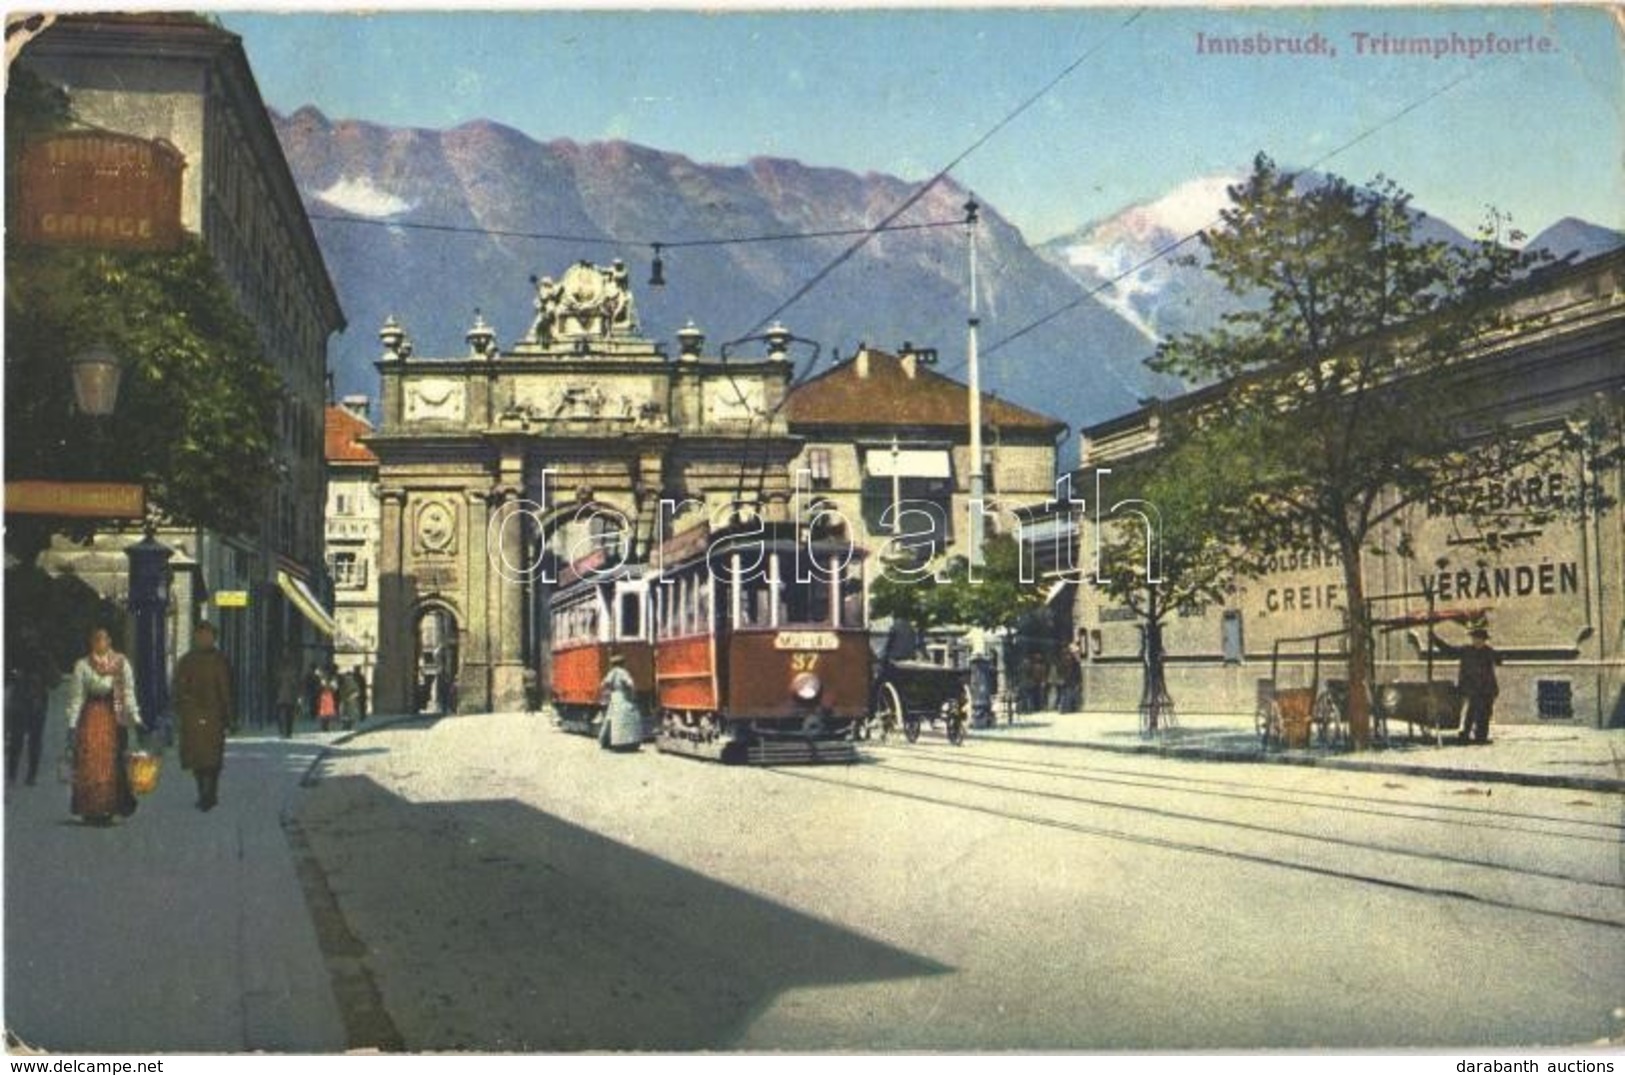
[220,6,1621,243]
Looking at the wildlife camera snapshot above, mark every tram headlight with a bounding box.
[791,672,822,701]
[1380,685,1401,713]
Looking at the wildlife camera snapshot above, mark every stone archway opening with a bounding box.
[414,604,460,714]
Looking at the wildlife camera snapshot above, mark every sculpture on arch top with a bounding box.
[530,259,638,344]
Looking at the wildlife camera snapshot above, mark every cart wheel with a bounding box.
[903,715,921,743]
[1313,690,1344,750]
[947,688,970,746]
[873,682,903,744]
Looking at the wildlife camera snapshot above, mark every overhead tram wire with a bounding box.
[301,210,967,253]
[734,7,1149,346]
[711,8,1148,506]
[970,68,1482,367]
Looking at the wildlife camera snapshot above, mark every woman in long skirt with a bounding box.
[597,654,642,752]
[65,627,144,825]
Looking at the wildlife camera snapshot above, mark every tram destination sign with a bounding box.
[15,132,186,252]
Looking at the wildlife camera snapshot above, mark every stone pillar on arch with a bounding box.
[373,486,416,716]
[486,480,530,713]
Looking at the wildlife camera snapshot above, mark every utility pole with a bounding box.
[965,196,984,569]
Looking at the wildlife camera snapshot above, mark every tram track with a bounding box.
[881,741,1625,843]
[766,755,1625,933]
[865,756,1623,890]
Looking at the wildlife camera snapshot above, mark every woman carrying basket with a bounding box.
[64,627,144,825]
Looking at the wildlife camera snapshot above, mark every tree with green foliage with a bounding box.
[870,533,1046,634]
[1092,424,1252,725]
[1149,153,1571,750]
[4,70,284,562]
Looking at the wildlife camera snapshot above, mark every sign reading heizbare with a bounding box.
[15,132,186,251]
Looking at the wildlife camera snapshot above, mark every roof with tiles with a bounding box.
[784,347,1065,434]
[325,404,377,465]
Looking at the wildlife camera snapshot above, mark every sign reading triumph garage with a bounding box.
[14,131,186,251]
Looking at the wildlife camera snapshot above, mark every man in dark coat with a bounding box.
[5,629,53,787]
[172,622,235,810]
[1432,625,1500,744]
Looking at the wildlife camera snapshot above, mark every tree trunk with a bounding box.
[1339,534,1373,751]
[1139,587,1174,736]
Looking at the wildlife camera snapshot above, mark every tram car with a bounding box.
[547,550,656,740]
[651,519,870,764]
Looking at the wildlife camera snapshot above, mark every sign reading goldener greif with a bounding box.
[15,132,186,251]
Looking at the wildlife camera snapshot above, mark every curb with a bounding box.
[973,731,1625,794]
[297,712,445,787]
[295,710,548,788]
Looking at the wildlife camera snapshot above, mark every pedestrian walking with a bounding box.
[1019,652,1045,714]
[597,653,642,752]
[1044,653,1065,712]
[64,627,143,825]
[275,651,300,738]
[316,666,338,732]
[172,621,235,811]
[1432,624,1501,745]
[1058,644,1083,714]
[355,670,369,723]
[338,669,362,731]
[5,628,54,787]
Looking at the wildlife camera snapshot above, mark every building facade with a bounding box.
[782,344,1065,572]
[17,13,347,725]
[1066,249,1625,727]
[326,398,382,699]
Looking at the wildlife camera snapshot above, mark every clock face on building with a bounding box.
[418,502,455,552]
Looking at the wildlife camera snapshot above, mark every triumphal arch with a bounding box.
[366,260,799,715]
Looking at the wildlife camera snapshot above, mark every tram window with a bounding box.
[697,581,711,628]
[785,576,831,626]
[740,578,767,627]
[840,565,864,628]
[619,592,642,640]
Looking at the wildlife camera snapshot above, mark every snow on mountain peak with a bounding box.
[314,176,413,218]
[1113,174,1241,240]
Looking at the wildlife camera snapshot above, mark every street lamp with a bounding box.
[70,343,123,417]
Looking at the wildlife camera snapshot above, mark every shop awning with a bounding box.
[864,448,952,479]
[277,570,337,637]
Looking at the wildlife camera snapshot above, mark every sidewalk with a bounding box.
[3,712,350,1053]
[969,709,1625,793]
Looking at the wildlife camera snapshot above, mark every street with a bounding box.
[290,713,1625,1051]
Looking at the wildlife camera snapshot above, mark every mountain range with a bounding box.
[273,106,1176,446]
[271,107,1621,442]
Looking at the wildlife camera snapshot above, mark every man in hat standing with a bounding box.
[173,621,235,809]
[1431,623,1501,745]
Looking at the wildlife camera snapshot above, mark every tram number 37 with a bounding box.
[788,652,819,673]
